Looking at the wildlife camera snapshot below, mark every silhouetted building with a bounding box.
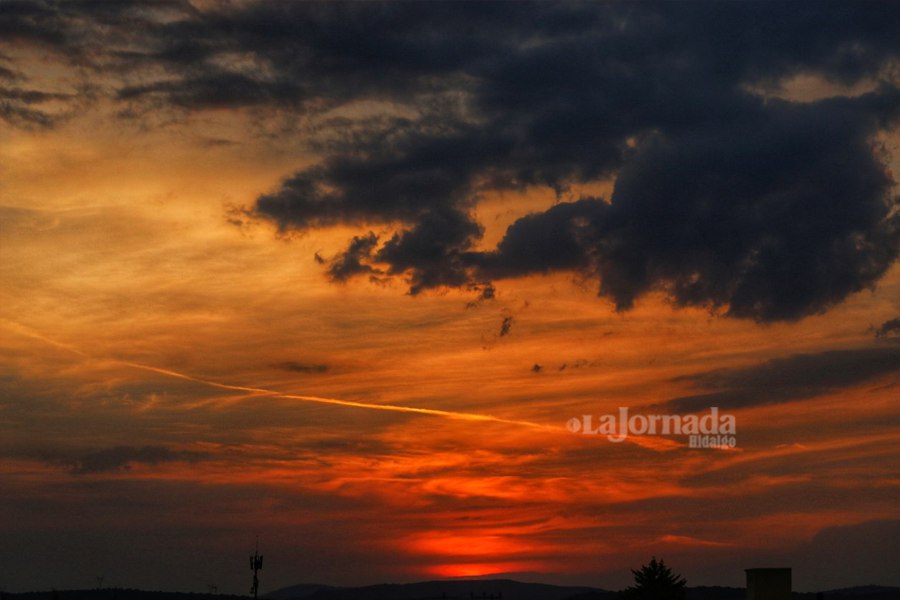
[745,568,791,600]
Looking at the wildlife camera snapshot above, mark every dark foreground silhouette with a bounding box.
[619,557,686,599]
[3,581,899,600]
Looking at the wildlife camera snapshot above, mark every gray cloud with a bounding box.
[1,443,207,475]
[69,445,206,474]
[664,346,900,412]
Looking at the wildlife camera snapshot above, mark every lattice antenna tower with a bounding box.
[250,538,264,600]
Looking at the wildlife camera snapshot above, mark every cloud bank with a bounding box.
[4,1,900,321]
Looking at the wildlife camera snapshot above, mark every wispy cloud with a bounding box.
[663,346,900,411]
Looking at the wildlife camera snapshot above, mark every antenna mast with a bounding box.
[250,537,264,600]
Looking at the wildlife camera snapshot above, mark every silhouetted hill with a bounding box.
[265,586,338,600]
[0,590,246,600]
[678,587,900,600]
[264,580,900,600]
[684,587,744,600]
[265,580,606,600]
[794,587,900,599]
[556,590,616,600]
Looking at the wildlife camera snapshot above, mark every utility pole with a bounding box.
[250,538,264,600]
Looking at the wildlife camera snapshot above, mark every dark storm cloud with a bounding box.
[71,445,206,474]
[117,72,306,110]
[255,129,485,229]
[241,2,900,321]
[474,91,900,321]
[6,1,900,321]
[0,64,19,81]
[115,1,568,107]
[0,0,196,126]
[0,86,73,128]
[0,99,56,128]
[0,0,71,48]
[663,346,900,412]
[875,317,900,338]
[473,198,605,280]
[375,207,484,294]
[591,93,900,321]
[0,0,196,66]
[327,232,381,283]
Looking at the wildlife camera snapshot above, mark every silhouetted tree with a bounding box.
[620,557,686,600]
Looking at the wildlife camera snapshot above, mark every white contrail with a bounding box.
[2,319,558,432]
[0,318,90,357]
[119,361,557,430]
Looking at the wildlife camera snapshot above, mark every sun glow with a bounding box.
[427,563,535,578]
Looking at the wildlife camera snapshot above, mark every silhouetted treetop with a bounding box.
[620,557,687,600]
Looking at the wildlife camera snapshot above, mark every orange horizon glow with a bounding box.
[3,6,900,593]
[426,563,542,579]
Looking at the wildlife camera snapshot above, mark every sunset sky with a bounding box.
[2,1,900,595]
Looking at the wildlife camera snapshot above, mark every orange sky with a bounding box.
[2,1,900,595]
